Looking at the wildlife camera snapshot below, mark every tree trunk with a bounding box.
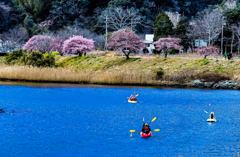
[204,55,207,59]
[164,49,168,58]
[78,52,82,56]
[122,50,130,59]
[164,51,168,58]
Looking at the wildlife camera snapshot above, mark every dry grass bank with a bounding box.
[0,53,240,85]
[0,66,156,85]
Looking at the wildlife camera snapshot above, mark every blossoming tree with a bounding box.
[195,46,219,58]
[23,35,53,54]
[107,28,146,59]
[153,37,183,58]
[62,36,94,56]
[50,39,64,55]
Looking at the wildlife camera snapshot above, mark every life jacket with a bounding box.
[142,126,151,133]
[144,126,150,130]
[132,97,136,101]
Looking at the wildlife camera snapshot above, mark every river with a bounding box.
[0,82,239,156]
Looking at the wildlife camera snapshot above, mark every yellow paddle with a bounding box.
[149,117,156,125]
[130,117,158,133]
[130,129,160,132]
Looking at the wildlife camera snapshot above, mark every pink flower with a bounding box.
[62,36,94,55]
[195,46,219,58]
[107,28,146,59]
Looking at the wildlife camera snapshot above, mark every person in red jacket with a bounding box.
[131,96,137,101]
[141,123,151,134]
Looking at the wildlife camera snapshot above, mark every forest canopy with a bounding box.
[0,0,229,34]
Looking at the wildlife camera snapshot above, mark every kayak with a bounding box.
[140,131,152,137]
[207,118,217,123]
[128,100,137,103]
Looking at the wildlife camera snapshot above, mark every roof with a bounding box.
[144,34,154,43]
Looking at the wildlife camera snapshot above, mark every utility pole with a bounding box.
[105,14,108,51]
[131,18,132,31]
[208,29,211,45]
[221,16,224,55]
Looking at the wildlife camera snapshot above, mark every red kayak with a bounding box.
[140,132,152,137]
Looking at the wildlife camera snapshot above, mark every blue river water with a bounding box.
[0,83,240,157]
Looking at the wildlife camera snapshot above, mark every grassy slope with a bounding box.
[54,55,239,78]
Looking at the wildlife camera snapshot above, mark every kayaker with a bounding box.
[141,123,151,134]
[131,96,137,101]
[210,112,216,119]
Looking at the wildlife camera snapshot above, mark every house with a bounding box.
[143,34,155,54]
[195,39,208,47]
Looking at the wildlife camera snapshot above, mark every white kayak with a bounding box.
[207,118,217,123]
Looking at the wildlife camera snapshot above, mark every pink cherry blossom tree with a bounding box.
[62,36,94,56]
[50,39,64,55]
[195,46,220,58]
[153,37,183,58]
[107,28,146,59]
[23,35,53,54]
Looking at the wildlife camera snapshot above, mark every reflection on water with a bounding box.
[0,82,239,156]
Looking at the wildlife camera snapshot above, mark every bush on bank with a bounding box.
[5,49,27,65]
[5,50,55,67]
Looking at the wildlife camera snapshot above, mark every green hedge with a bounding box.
[5,50,55,67]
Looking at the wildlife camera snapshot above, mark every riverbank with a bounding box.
[0,53,240,90]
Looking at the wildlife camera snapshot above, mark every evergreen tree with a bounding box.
[224,8,240,26]
[174,18,190,51]
[12,0,51,20]
[47,0,90,30]
[153,13,173,41]
[174,18,189,35]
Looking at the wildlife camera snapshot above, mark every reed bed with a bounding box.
[0,54,239,85]
[0,65,157,85]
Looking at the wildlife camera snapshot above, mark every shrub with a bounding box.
[156,68,164,79]
[163,67,200,83]
[200,73,230,83]
[21,51,55,67]
[43,55,55,67]
[5,49,27,65]
[168,49,179,54]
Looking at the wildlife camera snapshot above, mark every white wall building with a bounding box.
[144,34,155,54]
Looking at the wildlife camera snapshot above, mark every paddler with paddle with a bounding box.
[129,91,138,101]
[141,123,151,134]
[130,117,160,137]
